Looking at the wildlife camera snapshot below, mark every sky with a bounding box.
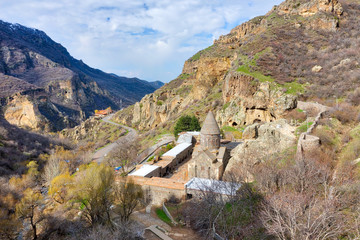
[0,0,283,83]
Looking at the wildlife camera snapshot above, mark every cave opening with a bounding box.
[253,119,261,124]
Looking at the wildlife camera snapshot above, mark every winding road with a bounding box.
[92,114,137,163]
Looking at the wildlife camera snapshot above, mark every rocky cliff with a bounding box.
[114,0,358,132]
[0,20,163,131]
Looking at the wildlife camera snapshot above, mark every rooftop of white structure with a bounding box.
[162,142,192,158]
[185,177,241,196]
[200,111,221,135]
[177,133,193,144]
[128,164,160,177]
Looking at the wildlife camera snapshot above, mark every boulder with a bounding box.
[225,120,296,175]
[312,65,323,72]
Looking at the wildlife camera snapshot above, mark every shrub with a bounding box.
[285,109,307,122]
[330,103,359,124]
[313,127,337,148]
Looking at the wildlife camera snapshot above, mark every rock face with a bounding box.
[218,71,297,126]
[3,89,73,131]
[225,120,297,175]
[277,0,343,17]
[276,0,343,31]
[183,57,232,100]
[60,117,102,141]
[0,20,162,131]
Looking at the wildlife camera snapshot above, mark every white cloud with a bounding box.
[0,0,283,82]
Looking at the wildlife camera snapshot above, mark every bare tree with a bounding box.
[43,154,68,186]
[290,152,331,194]
[106,139,140,173]
[114,178,144,222]
[261,191,343,240]
[83,221,143,240]
[182,175,264,239]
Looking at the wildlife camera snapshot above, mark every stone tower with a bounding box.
[200,111,221,150]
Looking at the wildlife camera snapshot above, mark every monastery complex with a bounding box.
[124,111,240,205]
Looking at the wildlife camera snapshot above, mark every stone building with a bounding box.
[185,177,241,201]
[200,111,221,150]
[188,111,230,180]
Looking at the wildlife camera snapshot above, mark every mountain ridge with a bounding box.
[0,19,163,131]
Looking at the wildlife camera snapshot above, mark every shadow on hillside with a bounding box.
[0,117,66,176]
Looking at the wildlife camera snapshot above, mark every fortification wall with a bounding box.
[296,105,328,160]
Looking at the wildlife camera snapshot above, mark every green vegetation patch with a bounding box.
[155,208,172,225]
[222,126,243,139]
[222,102,230,110]
[296,121,313,135]
[179,73,191,80]
[190,52,201,61]
[147,156,154,162]
[189,45,214,61]
[282,81,306,95]
[237,65,275,83]
[175,85,193,98]
[222,126,238,132]
[236,49,276,83]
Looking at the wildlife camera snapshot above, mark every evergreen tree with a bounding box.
[174,115,201,136]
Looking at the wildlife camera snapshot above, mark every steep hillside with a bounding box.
[0,116,65,175]
[114,0,359,132]
[0,20,163,131]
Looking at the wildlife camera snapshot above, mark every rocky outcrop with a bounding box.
[225,120,297,175]
[183,57,232,100]
[215,17,267,46]
[215,0,344,48]
[218,71,297,126]
[276,0,343,31]
[60,117,102,141]
[277,0,343,17]
[3,89,73,131]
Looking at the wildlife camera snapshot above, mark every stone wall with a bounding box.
[125,176,185,206]
[143,184,185,206]
[295,106,328,160]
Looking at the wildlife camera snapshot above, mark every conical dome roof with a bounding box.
[200,111,221,135]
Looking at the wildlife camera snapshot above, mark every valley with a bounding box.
[0,0,360,239]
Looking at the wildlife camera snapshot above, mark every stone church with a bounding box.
[188,111,230,180]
